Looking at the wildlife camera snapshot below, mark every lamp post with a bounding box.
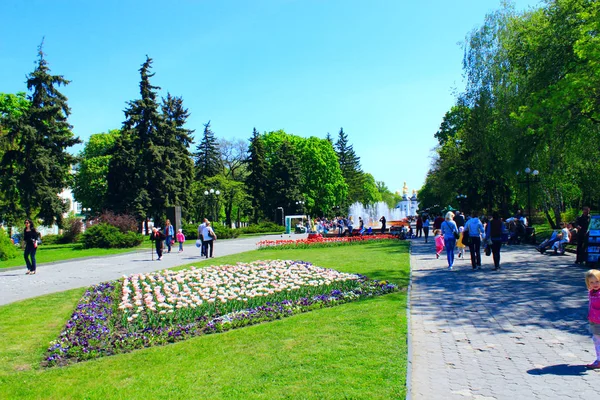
[295,200,305,214]
[276,207,284,226]
[203,188,221,223]
[517,168,540,221]
[456,194,467,212]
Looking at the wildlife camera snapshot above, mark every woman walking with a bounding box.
[150,227,166,261]
[441,212,459,270]
[23,219,39,275]
[202,221,217,258]
[416,215,423,238]
[423,215,430,243]
[164,219,175,253]
[485,212,507,271]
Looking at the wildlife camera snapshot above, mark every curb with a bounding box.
[405,240,413,400]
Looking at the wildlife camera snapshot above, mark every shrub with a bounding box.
[61,214,84,243]
[0,229,19,261]
[561,208,580,225]
[96,211,138,233]
[239,222,284,234]
[81,223,143,249]
[212,224,239,239]
[41,234,62,245]
[182,223,199,239]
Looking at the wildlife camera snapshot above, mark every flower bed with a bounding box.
[257,234,397,249]
[43,260,398,367]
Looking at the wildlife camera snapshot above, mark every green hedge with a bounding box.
[81,223,144,249]
[0,229,19,261]
[238,222,284,234]
[182,223,240,240]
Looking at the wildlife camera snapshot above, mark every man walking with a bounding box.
[464,211,485,270]
[576,206,591,264]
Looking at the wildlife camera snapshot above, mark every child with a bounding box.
[456,226,466,259]
[434,229,444,259]
[585,269,600,369]
[176,229,185,253]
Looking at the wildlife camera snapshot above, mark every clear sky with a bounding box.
[1,0,540,194]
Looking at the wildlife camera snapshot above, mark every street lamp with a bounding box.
[517,168,540,221]
[276,207,284,226]
[456,194,467,211]
[204,189,221,222]
[295,200,305,214]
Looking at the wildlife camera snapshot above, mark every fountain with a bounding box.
[348,201,407,229]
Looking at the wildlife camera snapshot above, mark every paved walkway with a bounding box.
[409,238,599,399]
[0,234,304,306]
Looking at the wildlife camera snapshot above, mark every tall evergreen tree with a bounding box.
[194,120,221,180]
[335,127,363,208]
[245,128,268,222]
[159,93,194,217]
[0,44,80,226]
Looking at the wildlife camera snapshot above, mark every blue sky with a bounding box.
[0,0,541,194]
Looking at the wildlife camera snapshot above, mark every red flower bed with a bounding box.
[257,234,397,249]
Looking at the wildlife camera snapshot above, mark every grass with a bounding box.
[0,241,409,399]
[1,239,202,269]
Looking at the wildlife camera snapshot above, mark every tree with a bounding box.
[73,130,120,212]
[194,120,221,180]
[218,137,248,226]
[335,128,363,208]
[106,56,194,226]
[0,45,80,227]
[245,128,268,223]
[269,139,303,217]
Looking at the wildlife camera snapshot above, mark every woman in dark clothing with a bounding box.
[485,212,507,271]
[380,216,387,234]
[150,227,166,261]
[416,216,423,238]
[23,219,39,275]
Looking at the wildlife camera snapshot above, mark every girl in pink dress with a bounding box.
[585,269,600,369]
[434,229,444,259]
[176,229,186,253]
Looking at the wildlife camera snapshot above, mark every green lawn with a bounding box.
[0,241,409,399]
[1,239,201,269]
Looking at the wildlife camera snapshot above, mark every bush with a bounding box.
[96,211,138,233]
[561,208,580,225]
[0,229,19,261]
[61,214,84,243]
[81,223,143,249]
[212,224,239,239]
[239,222,284,234]
[182,223,199,240]
[41,234,62,245]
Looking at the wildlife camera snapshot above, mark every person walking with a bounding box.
[440,212,459,270]
[423,215,430,243]
[23,219,39,275]
[198,218,208,257]
[150,227,166,261]
[576,206,591,264]
[164,219,175,254]
[416,215,423,238]
[176,229,185,252]
[434,229,444,259]
[464,211,485,270]
[485,211,507,271]
[202,221,217,258]
[380,216,387,234]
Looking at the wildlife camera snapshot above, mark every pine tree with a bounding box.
[159,93,194,216]
[194,120,221,180]
[335,127,363,208]
[245,128,268,222]
[0,44,80,226]
[325,132,333,144]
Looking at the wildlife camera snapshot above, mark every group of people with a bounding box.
[149,219,187,261]
[429,210,509,271]
[197,218,217,258]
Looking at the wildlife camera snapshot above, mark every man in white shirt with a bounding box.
[197,218,208,257]
[551,222,570,254]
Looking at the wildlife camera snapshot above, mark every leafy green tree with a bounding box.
[245,128,268,223]
[268,139,303,217]
[0,45,80,227]
[73,130,120,212]
[218,137,248,226]
[194,120,221,180]
[335,128,363,208]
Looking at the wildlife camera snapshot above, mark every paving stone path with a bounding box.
[0,234,303,306]
[409,238,599,399]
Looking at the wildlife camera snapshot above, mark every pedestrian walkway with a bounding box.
[409,239,599,399]
[0,234,303,306]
